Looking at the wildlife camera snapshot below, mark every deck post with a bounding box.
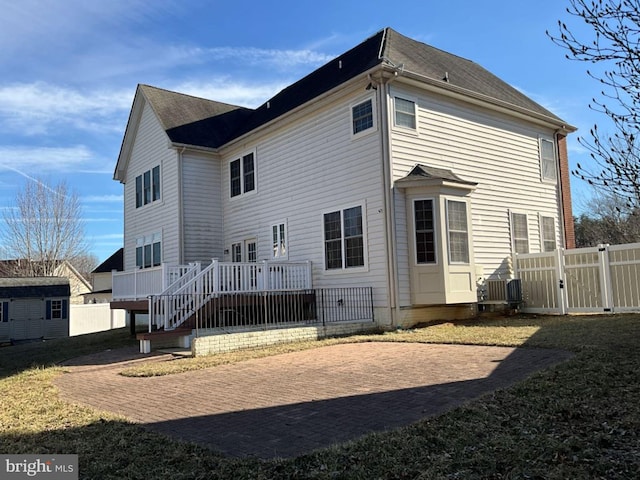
[129,310,137,336]
[261,260,269,290]
[212,259,220,292]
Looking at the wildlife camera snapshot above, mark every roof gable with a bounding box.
[114,85,252,181]
[140,85,253,148]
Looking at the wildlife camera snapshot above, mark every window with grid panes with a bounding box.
[414,199,436,264]
[447,200,469,263]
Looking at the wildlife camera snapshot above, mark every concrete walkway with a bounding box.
[54,342,572,459]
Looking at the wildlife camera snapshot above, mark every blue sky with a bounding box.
[0,0,605,263]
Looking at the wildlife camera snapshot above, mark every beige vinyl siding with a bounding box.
[389,85,561,292]
[182,152,224,262]
[123,101,180,269]
[219,88,388,308]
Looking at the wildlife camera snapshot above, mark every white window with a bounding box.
[230,152,256,197]
[136,232,162,269]
[135,165,160,208]
[246,240,257,263]
[414,199,436,264]
[324,205,365,270]
[272,223,287,259]
[540,138,557,182]
[447,200,470,264]
[230,240,256,263]
[394,97,417,129]
[351,98,376,137]
[540,216,556,252]
[51,299,62,319]
[511,212,530,254]
[231,243,242,262]
[46,299,67,320]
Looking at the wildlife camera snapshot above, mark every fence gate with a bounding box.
[515,243,640,314]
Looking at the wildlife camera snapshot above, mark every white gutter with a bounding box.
[373,67,403,328]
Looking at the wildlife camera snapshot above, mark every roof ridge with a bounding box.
[139,83,248,110]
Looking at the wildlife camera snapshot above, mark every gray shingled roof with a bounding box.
[139,85,253,149]
[92,248,123,273]
[139,27,570,151]
[0,277,70,298]
[382,29,565,122]
[395,164,478,188]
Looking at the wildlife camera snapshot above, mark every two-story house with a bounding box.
[112,27,575,338]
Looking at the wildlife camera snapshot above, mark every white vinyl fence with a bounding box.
[514,243,640,314]
[69,304,126,336]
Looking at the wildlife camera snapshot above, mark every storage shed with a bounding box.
[0,277,71,343]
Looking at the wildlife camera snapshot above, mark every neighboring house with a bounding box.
[83,248,123,304]
[0,260,92,305]
[0,277,70,343]
[112,27,576,330]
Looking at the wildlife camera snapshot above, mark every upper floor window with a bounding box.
[136,232,161,269]
[136,165,161,208]
[394,97,416,129]
[540,138,557,182]
[230,152,255,197]
[351,99,374,136]
[414,199,436,264]
[447,200,470,264]
[324,205,365,270]
[272,222,287,259]
[541,215,556,252]
[511,212,530,254]
[0,301,7,323]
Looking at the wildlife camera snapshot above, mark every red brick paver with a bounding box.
[54,342,572,459]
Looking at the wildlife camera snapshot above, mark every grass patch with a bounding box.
[0,328,134,379]
[1,315,639,478]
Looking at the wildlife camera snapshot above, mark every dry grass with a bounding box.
[1,315,639,479]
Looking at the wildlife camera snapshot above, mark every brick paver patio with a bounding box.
[54,342,572,459]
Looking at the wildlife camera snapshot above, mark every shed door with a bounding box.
[10,299,44,340]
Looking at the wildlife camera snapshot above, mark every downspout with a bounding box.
[554,130,567,249]
[377,72,401,327]
[177,146,186,264]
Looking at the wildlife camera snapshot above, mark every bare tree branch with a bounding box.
[1,178,89,276]
[548,0,640,210]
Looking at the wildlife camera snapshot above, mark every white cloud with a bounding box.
[92,233,124,240]
[175,78,290,108]
[202,46,334,68]
[0,145,95,173]
[0,82,132,135]
[84,194,123,203]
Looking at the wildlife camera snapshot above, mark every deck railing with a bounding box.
[148,260,313,330]
[112,263,201,301]
[148,286,374,334]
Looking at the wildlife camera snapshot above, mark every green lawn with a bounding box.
[1,315,639,479]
